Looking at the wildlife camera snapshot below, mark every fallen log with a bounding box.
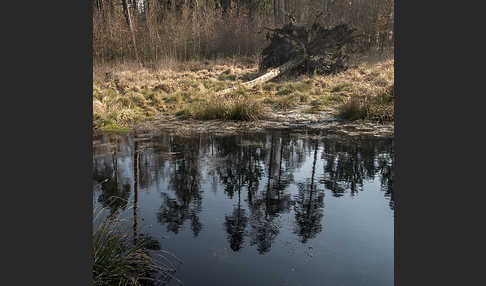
[215,56,305,96]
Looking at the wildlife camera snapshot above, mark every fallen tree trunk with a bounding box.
[215,56,305,96]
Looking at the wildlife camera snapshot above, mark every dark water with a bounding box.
[93,130,394,286]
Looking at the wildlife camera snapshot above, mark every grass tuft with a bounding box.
[338,86,394,122]
[93,211,179,286]
[179,96,267,121]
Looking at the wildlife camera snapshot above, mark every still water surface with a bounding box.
[93,130,394,286]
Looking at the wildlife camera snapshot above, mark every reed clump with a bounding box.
[93,211,179,286]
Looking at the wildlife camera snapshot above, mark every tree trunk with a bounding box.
[215,56,305,96]
[274,0,280,25]
[248,0,256,21]
[283,0,289,23]
[130,0,137,12]
[221,0,231,15]
[95,0,103,10]
[122,0,142,66]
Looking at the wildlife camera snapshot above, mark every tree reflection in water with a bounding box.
[93,135,131,216]
[93,131,394,253]
[320,138,394,202]
[157,135,203,237]
[293,139,325,243]
[224,191,249,251]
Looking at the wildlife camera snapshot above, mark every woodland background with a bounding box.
[93,0,394,66]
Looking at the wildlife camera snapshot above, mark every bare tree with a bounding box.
[274,0,279,25]
[121,0,142,65]
[93,0,393,64]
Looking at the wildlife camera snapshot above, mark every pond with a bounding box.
[93,130,394,286]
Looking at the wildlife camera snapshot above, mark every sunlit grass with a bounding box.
[178,93,267,121]
[93,54,394,127]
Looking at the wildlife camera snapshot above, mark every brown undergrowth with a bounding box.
[93,53,394,130]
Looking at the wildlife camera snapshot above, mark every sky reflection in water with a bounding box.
[93,130,394,286]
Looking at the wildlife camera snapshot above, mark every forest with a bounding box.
[93,0,393,64]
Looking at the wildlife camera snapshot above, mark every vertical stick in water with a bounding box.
[133,141,139,245]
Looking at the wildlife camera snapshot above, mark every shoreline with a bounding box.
[129,109,394,139]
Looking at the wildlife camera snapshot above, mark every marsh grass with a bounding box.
[93,53,394,127]
[338,97,367,121]
[275,81,313,96]
[93,88,161,130]
[311,94,348,107]
[178,93,267,121]
[93,210,180,286]
[338,87,394,122]
[264,94,300,110]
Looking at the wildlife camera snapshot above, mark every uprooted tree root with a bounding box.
[216,17,360,96]
[260,22,359,76]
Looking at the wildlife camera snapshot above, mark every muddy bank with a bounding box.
[133,105,393,139]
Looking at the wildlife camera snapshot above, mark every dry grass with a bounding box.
[93,211,179,286]
[179,99,266,121]
[93,53,394,129]
[331,54,394,121]
[177,91,268,121]
[338,86,394,122]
